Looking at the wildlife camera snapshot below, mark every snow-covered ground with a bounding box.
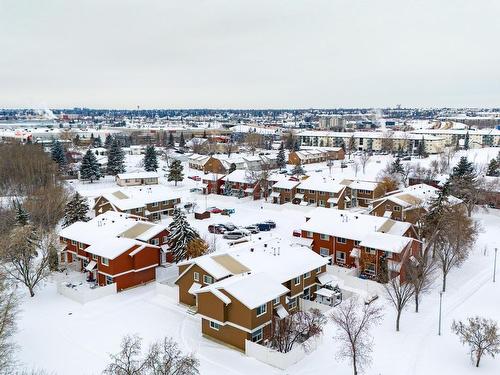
[12,148,500,374]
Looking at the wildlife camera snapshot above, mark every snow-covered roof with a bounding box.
[302,207,411,241]
[116,171,159,180]
[59,211,166,258]
[298,176,346,194]
[297,130,445,141]
[194,272,289,310]
[222,169,255,184]
[273,179,300,190]
[99,185,180,210]
[359,232,412,253]
[348,180,379,191]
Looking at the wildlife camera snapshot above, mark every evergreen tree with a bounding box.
[93,135,102,148]
[293,139,300,151]
[390,157,404,174]
[448,157,478,216]
[228,163,236,174]
[167,209,199,263]
[168,132,175,147]
[202,129,207,139]
[107,139,125,176]
[144,145,159,172]
[223,179,232,195]
[50,140,66,169]
[277,142,286,170]
[291,162,305,177]
[238,187,244,198]
[464,131,470,150]
[179,133,186,148]
[167,159,184,186]
[450,156,475,179]
[13,200,30,226]
[486,158,499,177]
[63,192,90,227]
[73,134,81,146]
[104,134,113,149]
[80,149,101,182]
[417,137,427,158]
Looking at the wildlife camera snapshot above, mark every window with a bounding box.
[309,199,315,204]
[336,237,347,244]
[149,238,159,246]
[92,254,98,261]
[288,297,297,309]
[354,240,361,247]
[366,248,376,255]
[152,202,159,207]
[319,248,330,257]
[309,190,315,194]
[105,275,113,285]
[303,287,311,300]
[394,206,401,212]
[162,200,168,205]
[209,321,220,331]
[78,242,84,249]
[304,272,311,279]
[203,275,213,285]
[251,328,263,343]
[162,236,168,243]
[256,304,267,317]
[71,240,76,246]
[316,266,322,273]
[320,234,330,241]
[294,276,301,285]
[319,191,325,196]
[101,257,109,266]
[319,200,325,207]
[305,231,313,238]
[194,272,200,282]
[336,251,346,264]
[273,297,280,305]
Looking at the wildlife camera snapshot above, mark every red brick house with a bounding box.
[221,170,262,200]
[59,212,170,291]
[202,173,226,195]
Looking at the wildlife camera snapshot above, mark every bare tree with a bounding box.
[434,206,477,292]
[104,335,199,375]
[190,138,206,155]
[452,317,500,367]
[384,276,415,331]
[351,160,360,177]
[258,163,272,201]
[269,309,326,353]
[245,133,263,156]
[359,153,370,175]
[0,226,55,297]
[381,132,394,153]
[0,273,19,375]
[330,297,383,375]
[406,253,436,313]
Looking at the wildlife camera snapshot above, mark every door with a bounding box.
[160,252,167,265]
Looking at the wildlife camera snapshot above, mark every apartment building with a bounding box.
[174,242,329,350]
[298,131,446,154]
[301,208,419,280]
[93,185,181,221]
[59,212,169,291]
[115,171,159,187]
[411,128,500,149]
[288,147,344,165]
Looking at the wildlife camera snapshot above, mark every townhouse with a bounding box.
[93,185,181,221]
[288,147,344,165]
[270,179,301,204]
[369,183,463,223]
[188,154,210,171]
[343,179,386,207]
[301,208,419,280]
[202,173,226,195]
[221,170,262,200]
[174,242,329,350]
[116,171,159,187]
[59,211,170,291]
[293,176,348,209]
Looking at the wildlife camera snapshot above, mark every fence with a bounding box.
[245,335,322,370]
[57,282,117,304]
[155,281,179,301]
[326,265,382,299]
[299,298,333,313]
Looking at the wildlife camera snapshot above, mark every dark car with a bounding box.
[208,224,226,234]
[255,223,272,231]
[263,220,276,229]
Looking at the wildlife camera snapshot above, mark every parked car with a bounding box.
[289,177,299,182]
[220,223,237,231]
[402,156,411,161]
[188,175,201,181]
[221,208,235,216]
[208,224,226,234]
[245,225,260,234]
[293,229,302,237]
[189,188,202,193]
[223,230,248,240]
[279,170,288,174]
[255,223,272,231]
[207,207,223,214]
[263,220,276,229]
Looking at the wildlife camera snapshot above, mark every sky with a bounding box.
[0,0,499,109]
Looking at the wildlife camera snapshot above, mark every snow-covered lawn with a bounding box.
[12,149,500,374]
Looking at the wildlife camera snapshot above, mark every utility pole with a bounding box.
[438,291,443,336]
[494,247,498,283]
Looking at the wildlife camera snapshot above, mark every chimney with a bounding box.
[250,248,254,252]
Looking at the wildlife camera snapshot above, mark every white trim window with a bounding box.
[152,202,159,207]
[251,328,263,343]
[78,242,84,249]
[294,276,301,286]
[105,275,113,285]
[256,303,267,317]
[288,297,297,309]
[136,207,143,213]
[320,234,330,241]
[162,236,168,244]
[209,321,220,331]
[305,231,313,238]
[336,237,347,244]
[273,297,280,306]
[92,254,98,261]
[203,275,213,285]
[316,266,322,273]
[101,257,109,266]
[71,240,77,246]
[336,251,346,264]
[193,272,200,282]
[304,272,311,279]
[319,248,330,257]
[149,238,159,246]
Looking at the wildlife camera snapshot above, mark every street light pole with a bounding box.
[438,291,443,336]
[494,248,498,283]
